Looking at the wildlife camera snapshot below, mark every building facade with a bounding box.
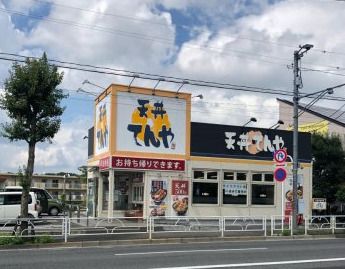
[0,173,86,204]
[86,84,312,219]
[277,98,345,144]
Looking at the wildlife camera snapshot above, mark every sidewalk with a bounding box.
[1,233,344,250]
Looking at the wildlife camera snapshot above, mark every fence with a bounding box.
[1,215,345,243]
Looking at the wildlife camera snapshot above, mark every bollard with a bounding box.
[149,217,152,240]
[332,216,335,234]
[64,218,68,243]
[220,218,224,238]
[77,205,80,223]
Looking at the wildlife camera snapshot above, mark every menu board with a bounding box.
[171,180,189,216]
[223,183,247,196]
[149,180,168,216]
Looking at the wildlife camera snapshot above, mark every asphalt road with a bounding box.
[0,238,345,269]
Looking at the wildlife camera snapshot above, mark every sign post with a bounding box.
[273,149,288,220]
[312,198,327,211]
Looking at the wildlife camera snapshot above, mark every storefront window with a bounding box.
[192,170,218,204]
[193,171,205,179]
[206,171,218,180]
[252,173,262,181]
[223,183,247,204]
[223,171,247,181]
[252,173,274,182]
[192,182,218,204]
[237,173,247,181]
[264,173,274,182]
[132,184,144,203]
[251,184,274,205]
[224,172,234,181]
[251,172,275,205]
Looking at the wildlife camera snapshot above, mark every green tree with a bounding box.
[312,133,345,203]
[0,53,66,232]
[335,185,345,203]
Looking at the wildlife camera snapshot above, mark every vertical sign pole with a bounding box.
[281,182,284,232]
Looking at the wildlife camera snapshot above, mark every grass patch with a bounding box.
[281,229,291,236]
[0,234,24,246]
[34,235,55,244]
[0,233,55,246]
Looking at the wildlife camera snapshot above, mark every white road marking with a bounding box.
[114,247,267,256]
[151,257,345,269]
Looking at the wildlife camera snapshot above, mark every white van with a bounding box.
[0,192,39,219]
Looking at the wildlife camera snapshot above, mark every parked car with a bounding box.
[0,191,39,219]
[5,186,63,216]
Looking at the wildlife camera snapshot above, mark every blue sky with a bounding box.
[1,0,345,173]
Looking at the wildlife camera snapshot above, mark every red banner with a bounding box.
[99,157,110,171]
[110,156,185,171]
[172,180,189,195]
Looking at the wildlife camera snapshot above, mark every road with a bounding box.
[0,238,345,268]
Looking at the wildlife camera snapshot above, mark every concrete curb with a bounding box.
[0,234,343,250]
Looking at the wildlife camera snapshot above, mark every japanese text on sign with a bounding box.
[127,99,175,149]
[111,156,185,171]
[225,130,284,155]
[172,180,189,195]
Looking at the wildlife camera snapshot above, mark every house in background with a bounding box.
[277,98,345,145]
[0,172,87,205]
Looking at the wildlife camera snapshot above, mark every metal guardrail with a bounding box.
[223,216,266,236]
[68,217,148,237]
[271,215,292,236]
[0,217,65,239]
[1,215,345,243]
[151,216,221,236]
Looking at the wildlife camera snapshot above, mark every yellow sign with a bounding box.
[288,120,328,134]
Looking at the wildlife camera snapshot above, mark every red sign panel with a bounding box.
[274,149,287,163]
[111,156,185,171]
[99,157,110,171]
[274,167,287,182]
[172,180,189,195]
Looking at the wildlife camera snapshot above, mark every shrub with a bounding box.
[0,234,24,245]
[34,235,55,244]
[282,229,291,236]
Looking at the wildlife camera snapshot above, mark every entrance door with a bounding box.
[114,175,129,211]
[112,172,144,216]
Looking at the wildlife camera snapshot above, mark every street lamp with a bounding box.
[192,94,203,100]
[82,79,105,90]
[269,120,284,129]
[243,117,257,127]
[291,44,314,230]
[77,88,97,96]
[291,43,345,229]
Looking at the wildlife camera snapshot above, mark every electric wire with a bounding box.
[3,6,345,75]
[30,0,345,60]
[2,53,345,105]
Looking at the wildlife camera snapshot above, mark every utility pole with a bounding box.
[292,50,300,230]
[292,44,313,230]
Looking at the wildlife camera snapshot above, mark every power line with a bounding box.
[3,6,345,73]
[30,0,345,60]
[2,53,345,104]
[0,7,295,68]
[0,53,292,95]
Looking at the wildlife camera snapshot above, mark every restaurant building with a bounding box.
[86,84,312,219]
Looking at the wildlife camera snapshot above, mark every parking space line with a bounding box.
[114,247,267,256]
[151,257,345,269]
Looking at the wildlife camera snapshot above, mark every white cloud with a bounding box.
[1,0,345,173]
[0,118,89,173]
